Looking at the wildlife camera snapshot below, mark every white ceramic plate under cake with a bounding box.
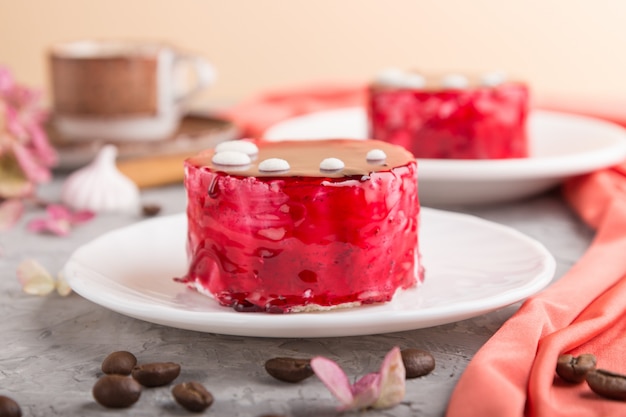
[64,209,555,338]
[263,108,626,206]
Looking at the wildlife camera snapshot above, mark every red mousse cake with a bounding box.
[368,69,530,159]
[178,139,421,313]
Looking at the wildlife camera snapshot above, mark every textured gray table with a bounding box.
[0,179,593,417]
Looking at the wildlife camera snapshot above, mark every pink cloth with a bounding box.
[223,85,626,415]
[446,180,626,416]
[537,95,626,129]
[219,82,366,137]
[446,101,626,417]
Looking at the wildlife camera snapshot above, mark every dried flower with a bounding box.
[16,259,72,296]
[26,204,94,236]
[16,259,66,296]
[0,198,24,231]
[310,347,406,411]
[55,272,72,296]
[0,65,57,226]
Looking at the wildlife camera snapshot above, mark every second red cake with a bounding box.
[178,139,421,313]
[368,70,530,159]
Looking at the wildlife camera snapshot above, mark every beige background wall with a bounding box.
[1,0,625,105]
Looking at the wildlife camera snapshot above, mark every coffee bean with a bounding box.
[101,351,137,375]
[172,381,214,412]
[586,369,626,401]
[132,362,181,387]
[401,348,435,378]
[265,357,313,383]
[92,375,142,408]
[0,395,22,417]
[556,353,597,383]
[142,204,161,217]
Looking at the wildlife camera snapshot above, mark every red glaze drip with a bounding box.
[179,139,421,313]
[368,80,529,159]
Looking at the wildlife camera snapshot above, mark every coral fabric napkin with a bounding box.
[222,84,626,415]
[446,168,626,417]
[446,101,626,416]
[220,82,366,138]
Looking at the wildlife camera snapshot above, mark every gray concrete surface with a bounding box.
[0,180,593,417]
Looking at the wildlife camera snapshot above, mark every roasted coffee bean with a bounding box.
[142,204,162,217]
[172,381,214,412]
[265,357,313,383]
[0,395,22,417]
[101,351,138,375]
[132,362,181,387]
[401,348,436,378]
[586,369,626,401]
[92,375,142,408]
[556,353,597,383]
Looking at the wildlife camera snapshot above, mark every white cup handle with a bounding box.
[173,54,216,107]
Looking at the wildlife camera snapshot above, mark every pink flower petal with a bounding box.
[46,203,95,225]
[26,204,93,236]
[372,347,406,409]
[17,259,56,295]
[26,122,57,167]
[12,141,51,183]
[312,348,407,411]
[0,199,24,231]
[25,218,47,232]
[26,217,70,236]
[351,372,382,410]
[46,204,72,220]
[310,356,354,408]
[5,105,28,140]
[69,209,95,225]
[55,272,72,296]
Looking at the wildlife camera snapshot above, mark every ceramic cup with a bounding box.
[49,40,216,142]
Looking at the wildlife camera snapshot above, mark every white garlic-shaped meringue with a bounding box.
[61,145,140,213]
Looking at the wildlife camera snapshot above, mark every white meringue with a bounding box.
[61,145,140,213]
[441,74,469,89]
[376,68,425,89]
[212,150,252,166]
[375,68,407,86]
[319,157,345,171]
[481,71,507,87]
[258,158,290,172]
[366,149,387,162]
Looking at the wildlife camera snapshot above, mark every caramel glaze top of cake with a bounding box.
[186,139,415,179]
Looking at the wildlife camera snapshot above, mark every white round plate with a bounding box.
[264,108,626,206]
[64,209,555,338]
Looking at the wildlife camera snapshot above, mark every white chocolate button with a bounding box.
[212,151,251,166]
[481,71,507,87]
[441,74,469,89]
[319,157,345,171]
[402,73,426,89]
[375,68,406,86]
[259,158,290,172]
[376,68,425,89]
[215,140,259,156]
[366,149,387,162]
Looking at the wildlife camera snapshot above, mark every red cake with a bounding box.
[178,139,421,313]
[368,70,530,159]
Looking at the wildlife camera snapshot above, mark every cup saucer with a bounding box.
[49,113,240,170]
